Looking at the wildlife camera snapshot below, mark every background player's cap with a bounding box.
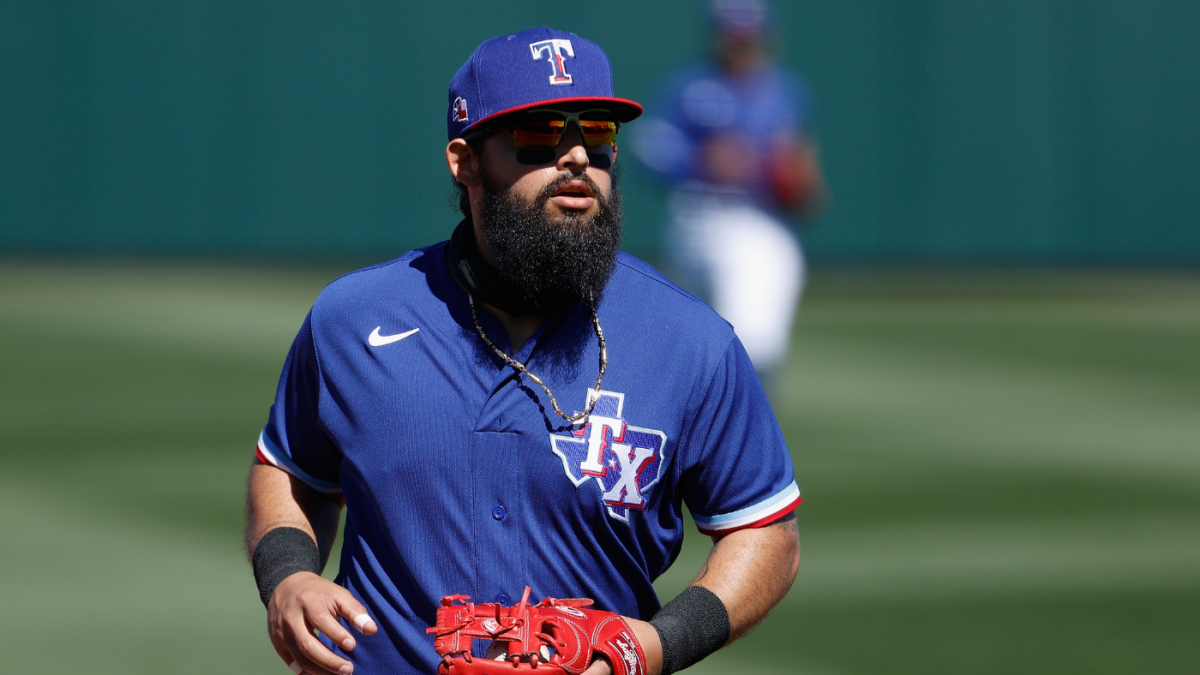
[710,0,772,36]
[447,27,643,141]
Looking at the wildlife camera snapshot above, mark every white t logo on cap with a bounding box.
[529,39,575,85]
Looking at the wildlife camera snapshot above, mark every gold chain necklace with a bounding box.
[468,292,607,423]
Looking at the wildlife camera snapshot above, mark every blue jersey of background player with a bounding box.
[245,27,800,675]
[634,47,814,212]
[635,0,825,214]
[633,0,827,383]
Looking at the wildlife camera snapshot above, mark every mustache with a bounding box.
[534,172,607,209]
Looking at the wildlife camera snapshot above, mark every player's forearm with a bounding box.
[245,460,343,568]
[696,514,800,642]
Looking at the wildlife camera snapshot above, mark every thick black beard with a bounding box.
[478,167,623,313]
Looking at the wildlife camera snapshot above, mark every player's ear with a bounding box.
[446,139,482,188]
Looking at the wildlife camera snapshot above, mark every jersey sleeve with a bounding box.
[677,338,800,535]
[629,67,705,184]
[256,311,343,494]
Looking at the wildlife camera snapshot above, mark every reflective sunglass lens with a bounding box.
[579,121,618,147]
[510,115,617,148]
[511,123,560,147]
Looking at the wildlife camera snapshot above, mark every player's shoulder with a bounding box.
[309,242,446,321]
[611,250,679,288]
[657,63,723,100]
[608,251,737,345]
[670,62,720,84]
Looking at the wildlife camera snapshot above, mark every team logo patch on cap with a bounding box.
[549,390,666,523]
[529,39,575,85]
[452,96,469,122]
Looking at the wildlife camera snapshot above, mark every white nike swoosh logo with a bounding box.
[368,326,420,347]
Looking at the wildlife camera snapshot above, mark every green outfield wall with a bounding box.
[3,1,1198,263]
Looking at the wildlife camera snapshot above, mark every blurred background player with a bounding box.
[634,0,826,386]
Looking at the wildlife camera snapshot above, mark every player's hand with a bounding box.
[266,571,378,675]
[581,616,663,675]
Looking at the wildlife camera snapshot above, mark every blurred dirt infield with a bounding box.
[2,261,1197,675]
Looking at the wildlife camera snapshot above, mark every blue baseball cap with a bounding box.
[447,27,643,141]
[710,0,772,36]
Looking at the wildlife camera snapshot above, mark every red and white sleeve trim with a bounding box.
[256,430,342,494]
[692,481,801,536]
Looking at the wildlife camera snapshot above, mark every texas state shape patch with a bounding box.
[549,390,667,523]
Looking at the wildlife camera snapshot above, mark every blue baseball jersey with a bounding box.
[633,62,814,207]
[256,243,800,673]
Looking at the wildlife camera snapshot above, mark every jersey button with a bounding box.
[492,505,506,520]
[496,593,511,604]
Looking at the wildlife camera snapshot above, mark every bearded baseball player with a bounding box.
[245,27,801,675]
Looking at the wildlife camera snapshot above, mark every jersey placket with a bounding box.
[467,312,546,609]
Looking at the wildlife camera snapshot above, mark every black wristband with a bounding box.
[252,527,322,606]
[649,585,731,675]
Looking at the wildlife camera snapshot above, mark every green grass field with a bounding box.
[2,261,1197,674]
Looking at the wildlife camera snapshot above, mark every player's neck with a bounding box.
[446,219,553,315]
[445,218,551,352]
[720,51,767,76]
[474,235,544,349]
[481,303,543,354]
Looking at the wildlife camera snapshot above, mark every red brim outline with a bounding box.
[465,96,644,135]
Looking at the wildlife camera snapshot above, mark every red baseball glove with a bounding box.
[426,586,647,675]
